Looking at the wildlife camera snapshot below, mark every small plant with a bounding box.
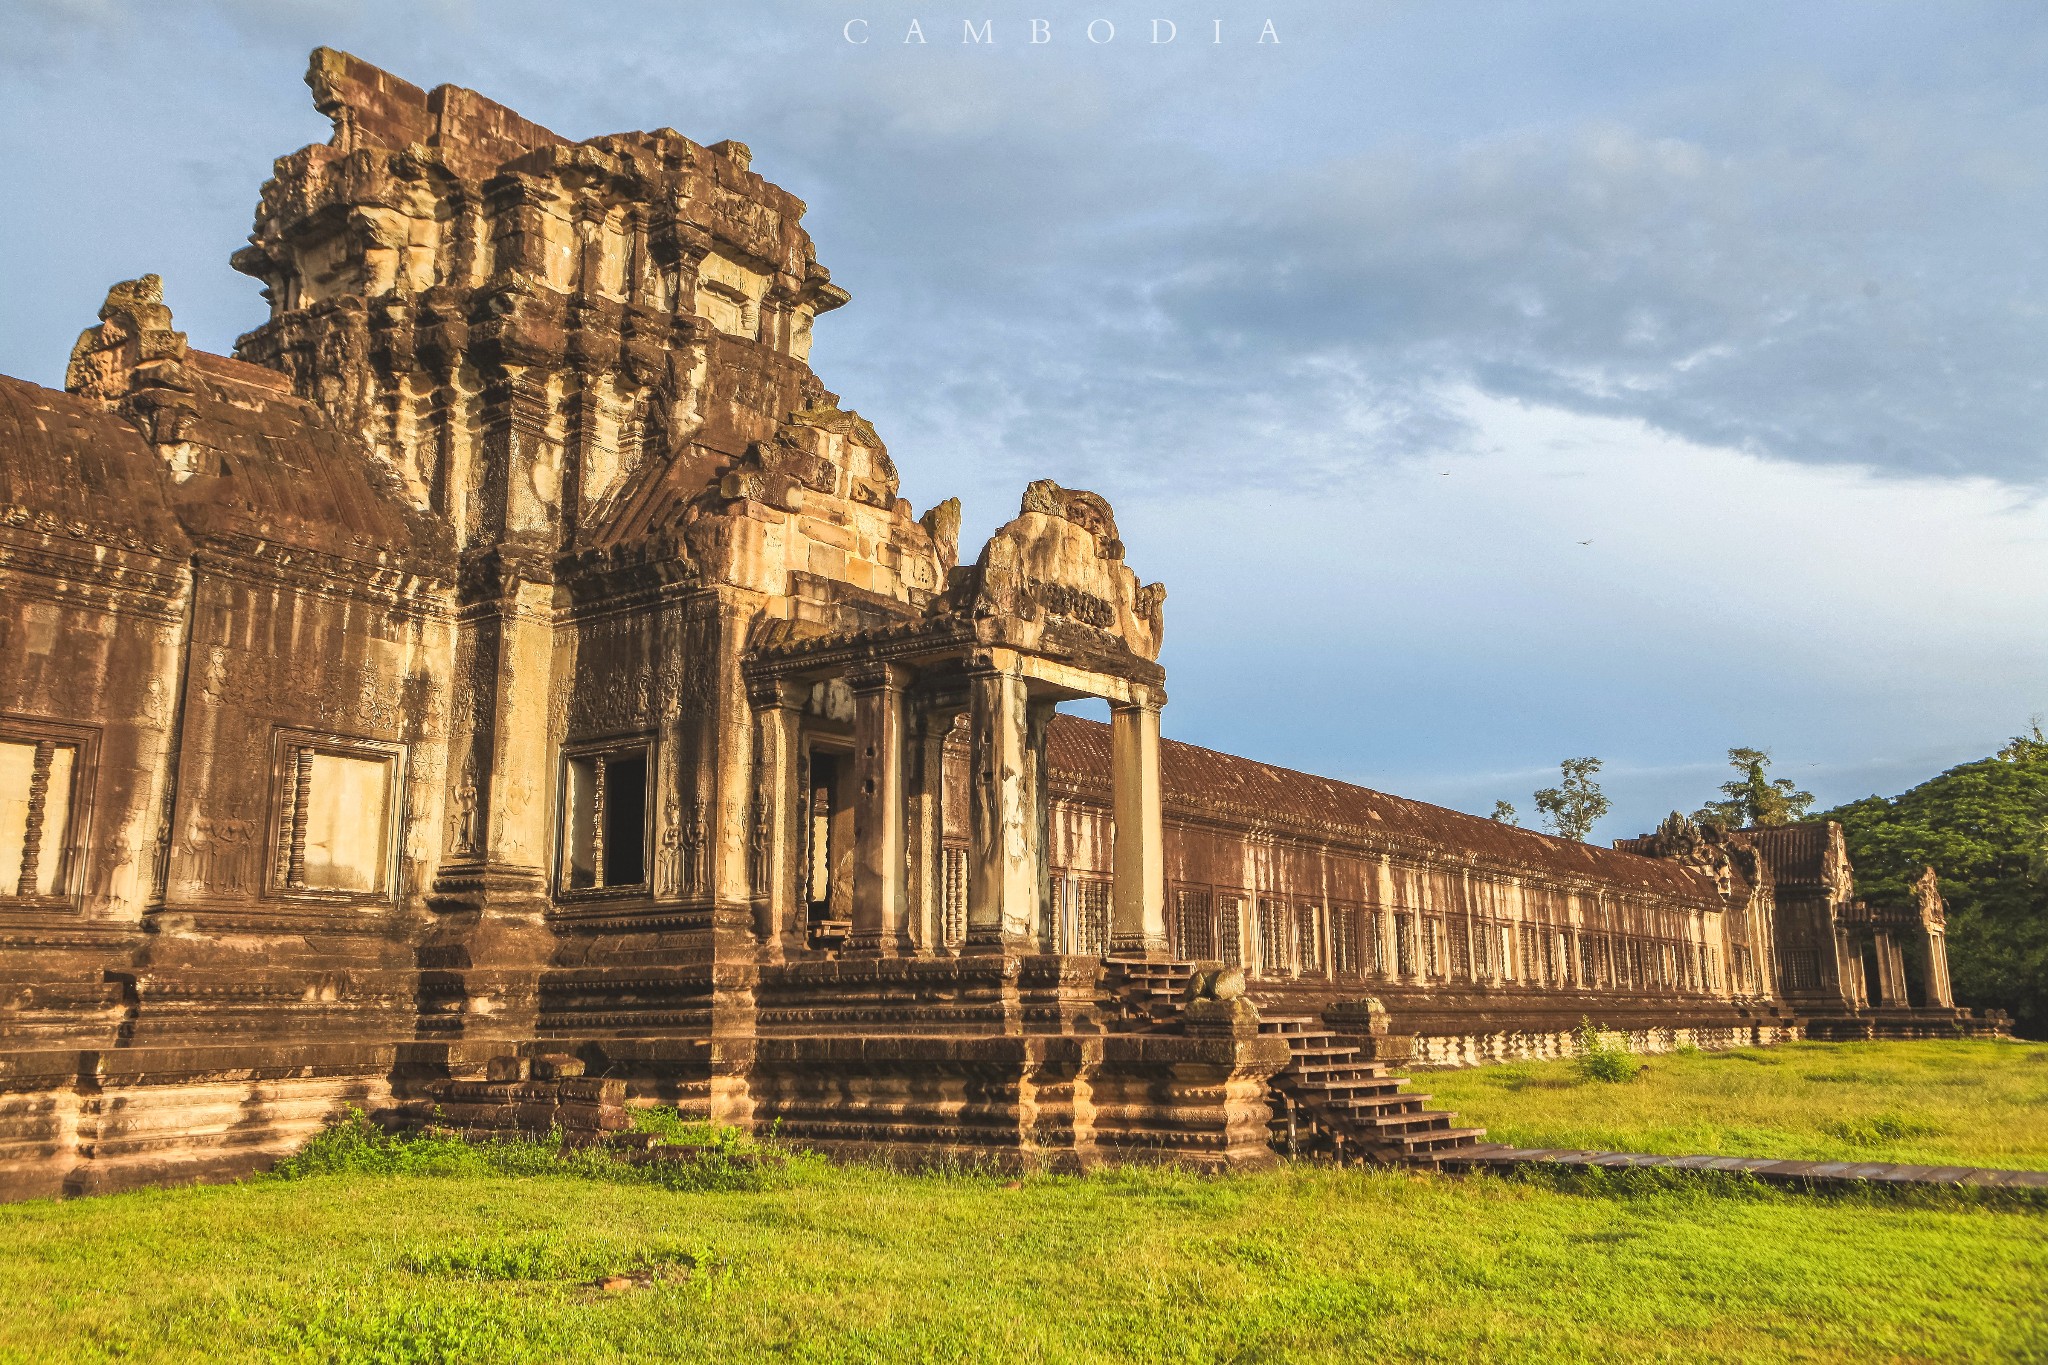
[1572,1018,1644,1083]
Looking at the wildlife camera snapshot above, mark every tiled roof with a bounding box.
[0,374,187,551]
[162,353,450,572]
[1732,823,1833,887]
[1047,714,1715,898]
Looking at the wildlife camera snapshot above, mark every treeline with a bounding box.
[1816,729,2048,1039]
[1499,737,2046,1037]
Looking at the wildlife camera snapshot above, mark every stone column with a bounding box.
[1109,692,1168,959]
[965,658,1038,952]
[1921,929,1954,1007]
[905,703,961,953]
[421,554,557,1038]
[706,600,757,932]
[748,677,806,959]
[1871,932,1910,1007]
[1028,697,1058,948]
[848,663,912,955]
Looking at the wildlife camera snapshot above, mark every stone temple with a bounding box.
[0,51,2004,1198]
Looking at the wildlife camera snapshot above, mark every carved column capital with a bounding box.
[746,674,807,714]
[845,660,912,695]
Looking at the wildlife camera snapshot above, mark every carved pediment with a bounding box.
[954,480,1166,665]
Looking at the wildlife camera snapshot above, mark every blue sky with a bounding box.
[5,1,2045,841]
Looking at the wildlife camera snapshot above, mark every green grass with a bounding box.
[2,1041,2045,1363]
[4,1113,2048,1358]
[1,1156,2044,1364]
[1428,1038,2048,1170]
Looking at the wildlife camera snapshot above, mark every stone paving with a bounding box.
[1444,1144,2048,1188]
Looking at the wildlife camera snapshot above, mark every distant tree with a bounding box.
[1491,800,1520,826]
[1815,724,2048,1039]
[1695,747,1814,828]
[1533,758,1609,842]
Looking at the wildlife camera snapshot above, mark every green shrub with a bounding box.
[1571,1018,1645,1083]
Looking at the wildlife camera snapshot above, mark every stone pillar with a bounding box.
[1109,692,1168,959]
[1028,697,1058,948]
[1871,932,1910,1007]
[1921,929,1954,1008]
[965,659,1038,951]
[905,703,960,953]
[422,556,557,1037]
[848,663,912,955]
[748,678,806,959]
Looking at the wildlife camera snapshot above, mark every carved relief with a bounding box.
[681,799,708,895]
[451,758,480,856]
[657,793,682,898]
[749,794,772,895]
[183,813,257,892]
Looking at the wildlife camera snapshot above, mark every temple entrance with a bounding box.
[802,745,857,944]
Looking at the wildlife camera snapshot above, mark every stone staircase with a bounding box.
[1100,958,1197,1031]
[1260,1014,1487,1166]
[1101,960,1486,1166]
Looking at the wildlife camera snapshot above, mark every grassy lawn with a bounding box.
[2,1039,2044,1365]
[0,1134,2044,1364]
[1426,1038,2048,1170]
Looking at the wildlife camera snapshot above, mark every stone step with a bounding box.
[1268,1018,1486,1165]
[1288,1084,1419,1107]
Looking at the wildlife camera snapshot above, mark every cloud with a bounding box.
[3,0,2045,840]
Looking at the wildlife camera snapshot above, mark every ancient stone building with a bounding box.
[0,50,1997,1199]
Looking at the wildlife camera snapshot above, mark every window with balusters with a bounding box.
[0,722,94,906]
[273,733,403,899]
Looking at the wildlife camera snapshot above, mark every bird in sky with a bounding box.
[1578,539,1593,546]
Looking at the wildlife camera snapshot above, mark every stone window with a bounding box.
[1447,919,1471,980]
[1365,912,1386,975]
[1071,877,1111,957]
[271,733,400,898]
[1256,899,1290,976]
[1781,948,1821,991]
[1393,912,1415,978]
[0,723,93,904]
[1518,924,1537,982]
[1215,894,1245,966]
[940,845,967,946]
[1537,927,1555,983]
[1330,905,1360,978]
[560,744,650,893]
[1579,935,1598,987]
[1295,904,1323,976]
[1422,916,1443,978]
[1173,887,1215,960]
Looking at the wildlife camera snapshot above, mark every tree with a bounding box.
[1695,747,1813,828]
[1533,758,1609,842]
[1490,800,1519,826]
[1814,726,2048,1039]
